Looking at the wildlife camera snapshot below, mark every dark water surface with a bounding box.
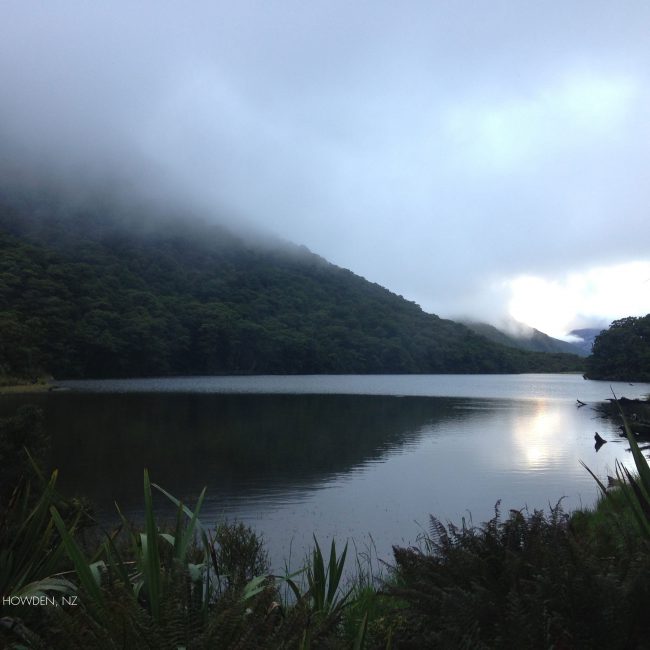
[3,374,649,571]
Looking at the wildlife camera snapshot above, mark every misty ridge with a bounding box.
[1,1,648,338]
[0,164,584,381]
[0,157,287,251]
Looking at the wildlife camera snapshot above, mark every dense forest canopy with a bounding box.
[584,315,650,381]
[0,187,583,379]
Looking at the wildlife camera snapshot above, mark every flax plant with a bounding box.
[0,465,81,648]
[610,394,650,539]
[582,393,650,541]
[51,469,212,623]
[7,466,366,648]
[1,470,75,602]
[306,536,350,617]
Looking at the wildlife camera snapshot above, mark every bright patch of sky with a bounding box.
[445,71,638,173]
[507,261,650,338]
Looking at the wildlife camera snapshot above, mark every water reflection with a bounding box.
[21,393,468,509]
[1,377,646,570]
[512,399,563,470]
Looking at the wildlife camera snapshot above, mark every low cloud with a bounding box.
[1,1,649,334]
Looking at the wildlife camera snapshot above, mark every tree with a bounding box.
[584,315,650,381]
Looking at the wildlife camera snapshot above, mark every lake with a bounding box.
[2,373,649,573]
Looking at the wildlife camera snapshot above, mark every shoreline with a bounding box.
[0,380,54,395]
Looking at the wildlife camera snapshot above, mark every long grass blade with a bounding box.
[151,482,204,527]
[326,539,338,606]
[179,487,206,561]
[101,529,134,591]
[615,461,650,538]
[152,481,207,560]
[310,536,326,611]
[10,473,71,593]
[327,541,348,607]
[613,390,650,495]
[579,460,607,496]
[240,575,268,602]
[50,507,105,610]
[281,576,303,602]
[143,469,162,621]
[353,612,369,650]
[623,467,650,522]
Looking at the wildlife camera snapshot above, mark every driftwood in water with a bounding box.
[594,432,607,451]
[596,397,650,438]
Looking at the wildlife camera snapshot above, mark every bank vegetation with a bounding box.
[3,402,650,648]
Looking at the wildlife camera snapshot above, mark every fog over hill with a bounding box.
[567,328,603,355]
[462,321,588,357]
[0,184,583,379]
[1,2,650,335]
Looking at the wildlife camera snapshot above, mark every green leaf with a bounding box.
[14,577,77,599]
[187,563,205,583]
[240,574,268,602]
[353,612,369,650]
[614,390,650,497]
[152,481,207,561]
[143,469,162,621]
[579,460,607,496]
[50,506,105,611]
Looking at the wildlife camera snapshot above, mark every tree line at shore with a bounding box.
[584,314,650,381]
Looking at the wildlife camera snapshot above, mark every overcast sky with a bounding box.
[1,1,649,338]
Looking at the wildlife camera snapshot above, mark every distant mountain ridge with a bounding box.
[462,321,589,357]
[567,328,602,355]
[0,185,583,379]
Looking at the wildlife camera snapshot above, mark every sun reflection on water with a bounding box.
[512,399,564,470]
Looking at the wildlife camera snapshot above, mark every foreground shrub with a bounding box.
[0,468,95,650]
[384,503,650,649]
[213,520,270,594]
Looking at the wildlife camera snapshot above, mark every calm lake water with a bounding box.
[3,373,649,572]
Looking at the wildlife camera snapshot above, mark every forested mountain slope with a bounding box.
[0,188,583,379]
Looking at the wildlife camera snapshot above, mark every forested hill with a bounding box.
[0,189,583,379]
